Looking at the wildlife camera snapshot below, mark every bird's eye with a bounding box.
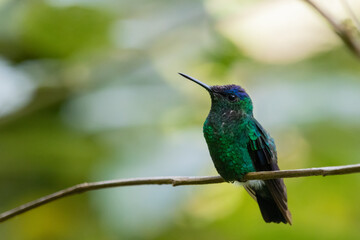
[228,94,237,102]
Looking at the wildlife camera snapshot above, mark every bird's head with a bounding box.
[179,73,253,116]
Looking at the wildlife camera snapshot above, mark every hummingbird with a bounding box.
[179,73,292,224]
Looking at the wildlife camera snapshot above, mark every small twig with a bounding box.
[341,0,360,30]
[1,163,359,223]
[303,0,360,58]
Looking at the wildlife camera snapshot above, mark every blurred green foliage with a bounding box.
[0,0,359,239]
[20,2,112,59]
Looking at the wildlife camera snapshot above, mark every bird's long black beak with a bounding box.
[178,72,212,92]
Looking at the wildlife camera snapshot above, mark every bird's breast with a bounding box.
[203,118,255,181]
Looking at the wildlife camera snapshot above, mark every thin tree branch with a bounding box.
[303,0,360,58]
[1,163,360,223]
[341,0,360,30]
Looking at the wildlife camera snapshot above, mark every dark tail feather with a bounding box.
[256,194,289,224]
[244,182,292,225]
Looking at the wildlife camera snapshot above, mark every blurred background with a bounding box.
[0,0,360,239]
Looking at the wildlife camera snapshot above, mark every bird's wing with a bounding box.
[246,118,292,224]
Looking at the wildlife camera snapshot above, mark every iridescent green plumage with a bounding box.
[179,73,292,224]
[203,94,255,181]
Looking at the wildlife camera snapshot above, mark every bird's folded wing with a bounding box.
[246,119,292,224]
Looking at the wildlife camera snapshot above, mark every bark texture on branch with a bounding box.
[1,163,359,223]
